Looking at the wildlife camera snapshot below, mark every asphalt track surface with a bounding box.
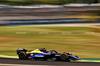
[0,57,100,66]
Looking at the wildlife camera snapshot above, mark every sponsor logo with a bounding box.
[55,55,60,56]
[35,55,44,57]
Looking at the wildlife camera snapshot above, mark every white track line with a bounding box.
[0,57,18,59]
[0,63,49,66]
[15,23,100,27]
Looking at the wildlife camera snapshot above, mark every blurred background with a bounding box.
[0,0,100,5]
[0,0,100,59]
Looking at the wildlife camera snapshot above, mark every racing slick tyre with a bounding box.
[18,52,27,60]
[60,53,70,62]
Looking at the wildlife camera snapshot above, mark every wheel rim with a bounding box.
[19,53,25,59]
[61,54,66,60]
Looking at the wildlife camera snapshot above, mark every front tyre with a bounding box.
[60,53,70,62]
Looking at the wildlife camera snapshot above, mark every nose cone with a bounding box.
[75,57,81,60]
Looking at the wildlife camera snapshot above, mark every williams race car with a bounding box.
[17,48,80,62]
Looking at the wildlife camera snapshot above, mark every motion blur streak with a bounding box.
[0,0,100,66]
[0,63,49,66]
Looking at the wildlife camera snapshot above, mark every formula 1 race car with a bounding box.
[17,48,80,62]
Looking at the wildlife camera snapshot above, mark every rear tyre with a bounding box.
[18,52,27,60]
[60,53,70,62]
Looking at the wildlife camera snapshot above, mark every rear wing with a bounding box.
[17,48,27,55]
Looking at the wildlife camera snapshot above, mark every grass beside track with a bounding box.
[0,26,100,58]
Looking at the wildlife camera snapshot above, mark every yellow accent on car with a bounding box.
[26,49,43,54]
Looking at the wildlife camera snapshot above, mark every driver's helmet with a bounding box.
[43,48,47,52]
